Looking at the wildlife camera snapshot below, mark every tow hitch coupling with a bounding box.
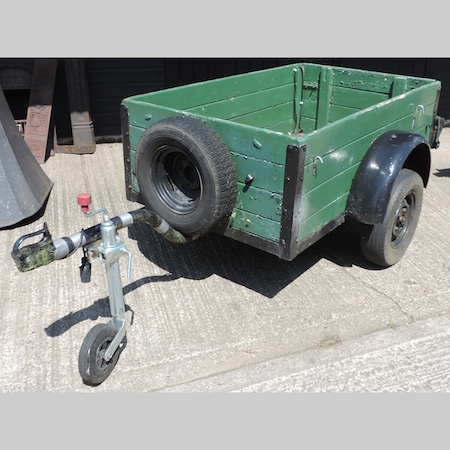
[11,193,186,386]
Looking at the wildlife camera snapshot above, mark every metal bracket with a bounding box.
[313,156,324,176]
[412,105,424,130]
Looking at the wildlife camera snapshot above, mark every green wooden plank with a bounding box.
[300,63,322,85]
[229,209,281,242]
[128,124,144,152]
[207,118,303,165]
[299,163,359,221]
[185,84,293,121]
[331,67,394,94]
[126,64,298,111]
[298,97,318,123]
[235,183,283,221]
[294,64,320,130]
[405,77,436,89]
[391,76,408,97]
[232,153,285,194]
[330,66,436,96]
[123,101,181,129]
[299,117,316,133]
[327,105,356,123]
[331,86,388,110]
[297,194,348,242]
[267,118,294,134]
[316,67,333,129]
[228,101,293,130]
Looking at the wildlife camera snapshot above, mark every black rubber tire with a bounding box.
[136,116,237,237]
[360,168,423,267]
[78,324,121,387]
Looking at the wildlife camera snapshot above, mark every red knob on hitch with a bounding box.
[77,193,91,213]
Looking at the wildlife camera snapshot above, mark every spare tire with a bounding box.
[136,116,237,237]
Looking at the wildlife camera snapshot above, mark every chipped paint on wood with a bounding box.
[122,62,441,257]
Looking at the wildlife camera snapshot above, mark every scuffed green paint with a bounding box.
[228,209,281,242]
[235,183,283,221]
[122,62,441,248]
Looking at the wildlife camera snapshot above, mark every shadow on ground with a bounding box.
[44,218,383,337]
[128,217,382,298]
[433,168,450,178]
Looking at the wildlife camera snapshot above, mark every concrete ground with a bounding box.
[1,129,450,393]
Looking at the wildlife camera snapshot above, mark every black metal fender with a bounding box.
[346,131,430,225]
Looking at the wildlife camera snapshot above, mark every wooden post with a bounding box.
[24,59,57,164]
[316,67,333,130]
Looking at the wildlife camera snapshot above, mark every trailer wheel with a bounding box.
[360,168,423,267]
[78,324,122,386]
[136,116,237,237]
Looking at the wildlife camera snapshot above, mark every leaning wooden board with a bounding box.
[24,59,57,164]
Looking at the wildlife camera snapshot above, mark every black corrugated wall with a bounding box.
[4,58,450,141]
[52,58,166,140]
[81,58,450,141]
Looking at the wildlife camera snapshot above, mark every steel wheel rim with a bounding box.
[391,192,415,248]
[152,145,202,214]
[95,338,114,372]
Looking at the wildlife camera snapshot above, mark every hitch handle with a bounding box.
[77,193,92,213]
[12,223,52,254]
[11,223,56,272]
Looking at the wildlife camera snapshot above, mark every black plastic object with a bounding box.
[79,249,92,283]
[346,131,430,225]
[0,86,53,228]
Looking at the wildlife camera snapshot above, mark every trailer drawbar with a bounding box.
[11,193,186,386]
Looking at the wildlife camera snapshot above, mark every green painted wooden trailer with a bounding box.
[121,62,444,267]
